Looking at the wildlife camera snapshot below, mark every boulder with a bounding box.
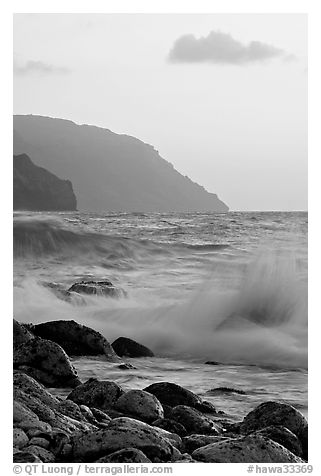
[192,434,304,463]
[71,417,177,462]
[67,378,123,410]
[108,418,183,450]
[253,426,303,458]
[13,319,34,349]
[68,280,124,298]
[90,408,112,424]
[112,337,154,358]
[32,320,119,360]
[13,428,29,449]
[13,400,51,433]
[115,389,164,423]
[152,418,187,437]
[95,448,151,463]
[144,382,201,408]
[14,373,97,435]
[183,434,231,453]
[171,405,221,435]
[13,337,81,388]
[240,401,308,459]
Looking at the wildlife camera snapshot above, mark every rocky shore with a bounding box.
[13,308,308,463]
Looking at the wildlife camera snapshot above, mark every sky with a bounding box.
[13,13,307,211]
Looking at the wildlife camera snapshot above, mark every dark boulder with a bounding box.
[114,389,164,423]
[152,418,187,437]
[240,401,308,460]
[252,426,303,458]
[171,405,221,435]
[13,337,81,388]
[112,336,154,358]
[144,382,201,408]
[32,320,119,360]
[183,434,231,453]
[67,378,123,410]
[68,281,125,298]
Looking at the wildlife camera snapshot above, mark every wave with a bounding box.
[13,250,307,370]
[13,215,228,264]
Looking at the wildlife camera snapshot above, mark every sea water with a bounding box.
[13,211,308,419]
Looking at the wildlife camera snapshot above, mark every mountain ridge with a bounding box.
[13,114,229,212]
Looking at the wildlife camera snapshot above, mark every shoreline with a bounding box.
[13,317,308,463]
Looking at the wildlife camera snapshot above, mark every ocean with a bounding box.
[13,211,308,420]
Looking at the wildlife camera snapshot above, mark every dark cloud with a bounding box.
[14,60,70,76]
[168,30,291,65]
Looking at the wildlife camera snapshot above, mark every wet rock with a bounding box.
[13,319,34,349]
[13,451,42,463]
[208,387,246,395]
[204,361,220,365]
[115,389,164,423]
[33,320,119,360]
[183,434,231,453]
[253,426,303,458]
[14,337,81,388]
[71,416,177,462]
[144,382,201,408]
[171,405,221,435]
[68,280,124,298]
[118,363,136,369]
[13,428,29,449]
[95,448,151,463]
[195,400,217,414]
[192,434,304,463]
[240,401,308,459]
[152,418,187,437]
[67,378,123,410]
[112,337,154,358]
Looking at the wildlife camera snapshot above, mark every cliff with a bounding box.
[13,153,77,211]
[13,115,228,212]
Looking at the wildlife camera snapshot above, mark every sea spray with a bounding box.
[14,247,307,369]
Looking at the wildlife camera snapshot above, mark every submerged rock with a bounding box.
[192,434,304,463]
[32,320,119,360]
[114,389,164,423]
[171,405,221,435]
[144,382,201,408]
[240,401,308,459]
[68,280,124,298]
[67,378,123,410]
[71,417,178,462]
[208,387,246,395]
[112,337,154,358]
[14,337,81,388]
[95,448,151,463]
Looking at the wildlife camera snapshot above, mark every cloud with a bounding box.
[168,30,292,65]
[14,60,70,76]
